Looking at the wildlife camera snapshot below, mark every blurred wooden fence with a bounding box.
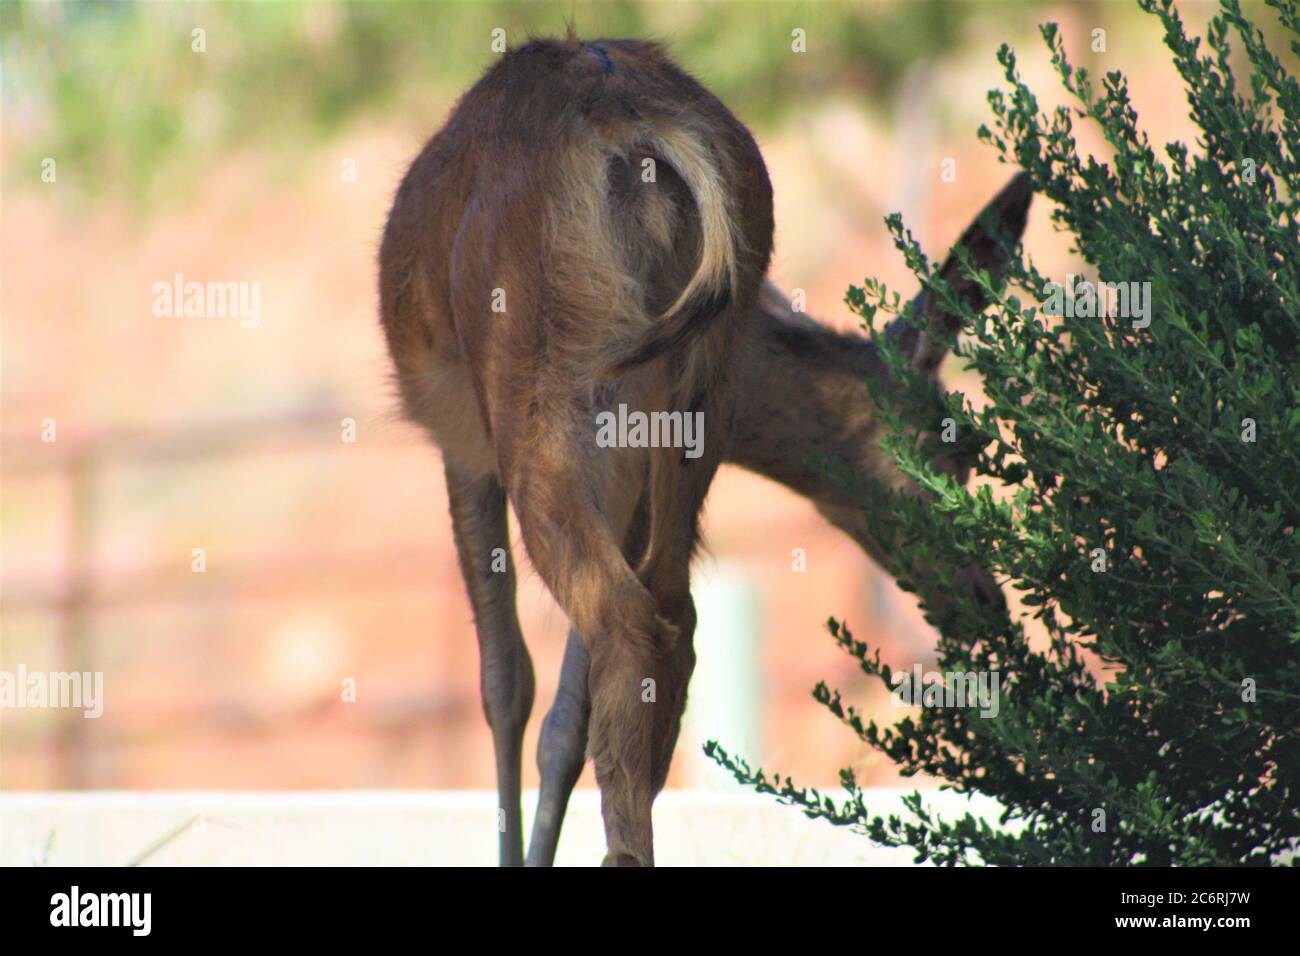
[2,404,473,788]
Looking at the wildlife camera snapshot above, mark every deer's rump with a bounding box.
[379,37,774,470]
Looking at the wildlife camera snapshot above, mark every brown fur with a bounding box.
[733,172,1033,580]
[380,37,773,866]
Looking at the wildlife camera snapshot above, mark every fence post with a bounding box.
[678,561,761,787]
[58,453,95,788]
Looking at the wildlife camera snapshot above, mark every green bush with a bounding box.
[711,0,1299,866]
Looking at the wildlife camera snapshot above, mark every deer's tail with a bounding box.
[608,123,739,374]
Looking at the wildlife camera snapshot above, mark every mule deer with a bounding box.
[380,34,1032,866]
[380,36,774,866]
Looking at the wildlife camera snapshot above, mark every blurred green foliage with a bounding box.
[1,0,1037,210]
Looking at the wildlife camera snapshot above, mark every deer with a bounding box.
[379,34,1032,867]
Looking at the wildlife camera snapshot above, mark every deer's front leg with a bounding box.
[444,461,535,867]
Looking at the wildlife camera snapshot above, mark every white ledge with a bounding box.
[1,788,1004,866]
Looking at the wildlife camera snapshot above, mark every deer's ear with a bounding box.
[909,172,1033,374]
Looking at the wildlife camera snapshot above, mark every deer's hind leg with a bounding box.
[525,625,590,867]
[502,412,669,867]
[526,497,651,867]
[443,459,535,867]
[636,378,733,791]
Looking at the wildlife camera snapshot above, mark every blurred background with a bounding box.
[1,0,1240,795]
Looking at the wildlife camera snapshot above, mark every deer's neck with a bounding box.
[730,285,905,559]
